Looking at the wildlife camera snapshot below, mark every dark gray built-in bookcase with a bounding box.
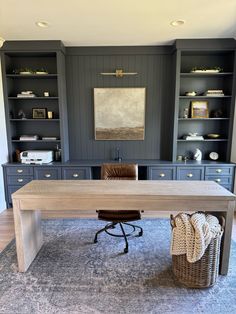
[172,39,236,162]
[0,41,69,162]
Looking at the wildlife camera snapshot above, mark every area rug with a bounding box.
[0,219,235,314]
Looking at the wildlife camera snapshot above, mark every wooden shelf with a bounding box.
[12,140,61,143]
[180,72,233,77]
[178,118,229,121]
[179,96,231,99]
[177,139,228,142]
[8,97,59,100]
[6,74,58,78]
[10,119,60,122]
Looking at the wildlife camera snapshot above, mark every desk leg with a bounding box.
[214,201,235,275]
[13,200,43,272]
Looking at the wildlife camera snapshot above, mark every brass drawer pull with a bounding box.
[159,173,165,177]
[187,173,193,178]
[17,178,23,183]
[215,178,221,183]
[45,174,51,178]
[73,173,79,178]
[216,169,222,173]
[17,169,23,173]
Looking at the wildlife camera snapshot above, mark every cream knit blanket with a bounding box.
[170,213,222,263]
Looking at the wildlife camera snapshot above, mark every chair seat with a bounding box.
[97,210,141,222]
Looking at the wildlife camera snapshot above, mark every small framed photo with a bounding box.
[32,108,47,119]
[191,101,209,118]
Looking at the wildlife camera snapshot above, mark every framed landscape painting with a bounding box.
[94,88,146,140]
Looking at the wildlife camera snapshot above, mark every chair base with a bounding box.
[94,222,143,253]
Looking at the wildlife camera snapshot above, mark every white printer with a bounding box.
[20,150,53,164]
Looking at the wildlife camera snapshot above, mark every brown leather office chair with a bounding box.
[94,163,143,253]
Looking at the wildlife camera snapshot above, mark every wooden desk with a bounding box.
[13,180,235,274]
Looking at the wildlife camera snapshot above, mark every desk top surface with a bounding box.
[12,180,236,201]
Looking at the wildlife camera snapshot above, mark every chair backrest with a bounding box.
[101,163,138,180]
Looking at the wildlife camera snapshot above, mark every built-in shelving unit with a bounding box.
[173,41,236,162]
[0,41,69,162]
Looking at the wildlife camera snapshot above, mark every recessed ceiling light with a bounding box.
[35,21,50,28]
[170,20,185,27]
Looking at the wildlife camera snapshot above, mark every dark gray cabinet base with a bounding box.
[2,160,235,208]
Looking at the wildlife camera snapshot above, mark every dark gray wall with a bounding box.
[65,47,173,160]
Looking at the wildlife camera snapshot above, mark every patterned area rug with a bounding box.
[0,219,235,314]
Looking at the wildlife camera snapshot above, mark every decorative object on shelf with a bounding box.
[177,155,183,161]
[43,91,50,97]
[193,148,202,161]
[183,156,189,163]
[19,135,39,141]
[35,68,48,74]
[209,152,219,161]
[204,89,224,97]
[207,133,220,139]
[191,101,209,118]
[190,66,223,73]
[185,91,197,96]
[16,68,34,75]
[183,133,204,141]
[32,108,47,119]
[183,107,189,118]
[210,109,224,118]
[100,69,138,78]
[17,91,36,98]
[94,88,146,140]
[20,150,53,164]
[54,144,61,161]
[42,136,58,141]
[47,111,54,119]
[14,149,21,162]
[114,147,122,162]
[17,109,26,120]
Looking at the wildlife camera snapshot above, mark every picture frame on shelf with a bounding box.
[191,101,209,118]
[32,108,47,119]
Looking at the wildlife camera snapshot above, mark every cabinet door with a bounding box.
[177,167,204,180]
[34,167,61,180]
[62,167,91,180]
[148,167,176,180]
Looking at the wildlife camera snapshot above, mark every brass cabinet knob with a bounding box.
[17,178,23,183]
[187,173,193,178]
[73,173,79,178]
[45,174,51,178]
[159,173,165,177]
[215,178,221,183]
[17,169,23,173]
[216,169,222,173]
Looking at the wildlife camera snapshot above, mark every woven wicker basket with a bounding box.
[170,214,224,288]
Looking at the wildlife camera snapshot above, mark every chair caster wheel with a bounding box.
[138,231,143,237]
[124,248,128,253]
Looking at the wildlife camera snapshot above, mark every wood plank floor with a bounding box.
[0,209,236,254]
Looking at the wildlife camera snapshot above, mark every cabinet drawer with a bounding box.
[221,184,233,192]
[148,167,176,180]
[62,167,91,180]
[177,167,204,180]
[6,166,33,176]
[7,175,33,185]
[34,167,61,180]
[205,176,232,185]
[205,167,233,176]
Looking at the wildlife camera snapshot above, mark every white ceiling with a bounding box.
[0,0,236,46]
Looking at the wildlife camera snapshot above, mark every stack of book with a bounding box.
[204,89,224,97]
[183,135,204,141]
[17,91,36,98]
[42,136,58,141]
[19,135,39,141]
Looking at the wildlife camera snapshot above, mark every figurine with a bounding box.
[17,109,26,119]
[193,148,202,161]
